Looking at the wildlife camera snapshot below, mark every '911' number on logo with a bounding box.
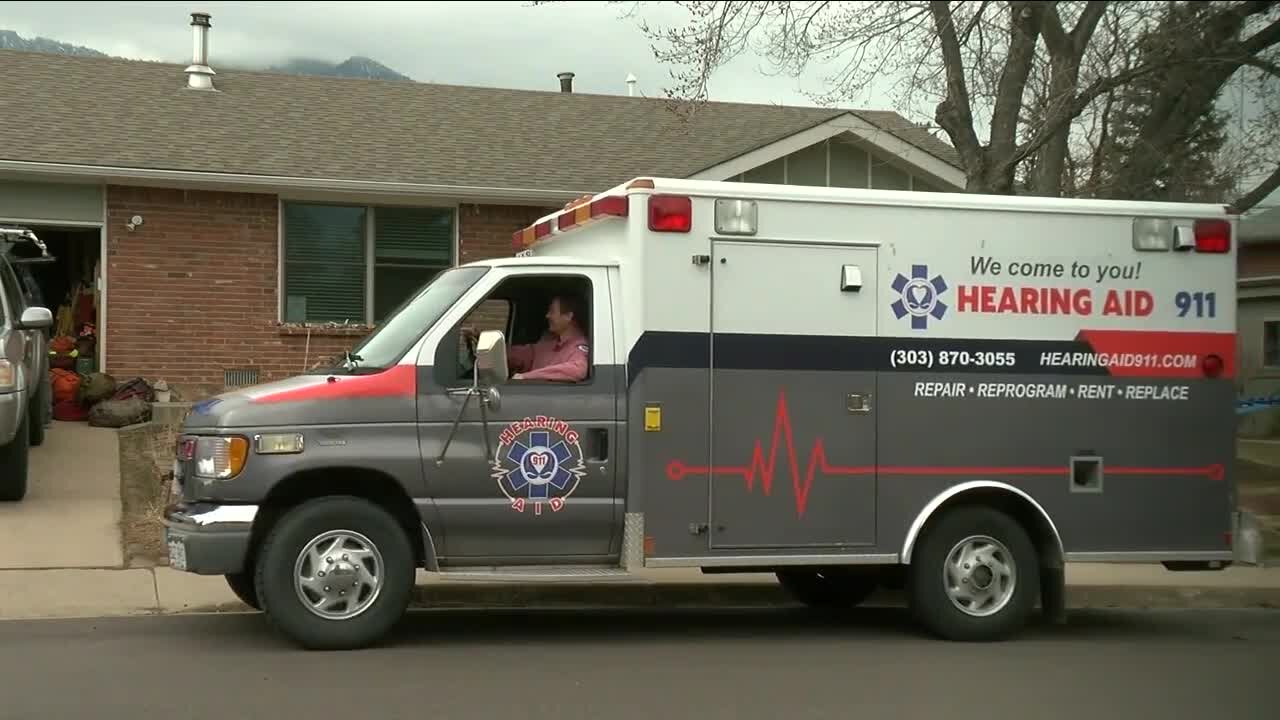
[1175,291,1216,318]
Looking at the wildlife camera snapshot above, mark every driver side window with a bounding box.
[435,273,594,387]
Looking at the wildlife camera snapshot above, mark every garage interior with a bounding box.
[8,225,103,372]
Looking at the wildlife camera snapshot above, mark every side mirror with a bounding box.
[16,306,52,330]
[474,330,508,387]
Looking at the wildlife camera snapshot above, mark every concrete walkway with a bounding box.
[0,422,122,569]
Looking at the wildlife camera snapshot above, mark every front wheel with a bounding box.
[29,377,48,447]
[254,496,415,651]
[907,505,1039,642]
[0,410,30,502]
[225,572,261,610]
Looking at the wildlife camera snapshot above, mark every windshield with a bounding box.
[322,265,489,373]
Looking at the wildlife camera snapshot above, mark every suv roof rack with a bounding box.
[0,225,55,263]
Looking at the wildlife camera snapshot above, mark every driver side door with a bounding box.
[415,266,622,566]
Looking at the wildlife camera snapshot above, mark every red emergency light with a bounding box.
[1193,219,1231,253]
[648,194,692,233]
[1202,353,1224,378]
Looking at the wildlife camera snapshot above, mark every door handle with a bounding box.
[587,429,609,463]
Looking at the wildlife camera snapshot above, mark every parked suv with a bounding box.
[0,226,54,501]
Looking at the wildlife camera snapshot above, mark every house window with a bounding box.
[1265,321,1280,367]
[282,202,456,325]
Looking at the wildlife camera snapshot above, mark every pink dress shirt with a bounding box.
[508,330,590,382]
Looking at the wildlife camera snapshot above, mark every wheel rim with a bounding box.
[942,534,1016,617]
[293,529,384,621]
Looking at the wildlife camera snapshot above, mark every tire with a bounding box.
[907,505,1039,642]
[776,567,878,609]
[225,572,261,610]
[0,409,30,502]
[254,496,415,651]
[29,378,47,447]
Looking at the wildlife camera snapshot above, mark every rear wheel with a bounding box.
[0,410,30,502]
[908,505,1039,642]
[255,496,415,651]
[776,567,878,609]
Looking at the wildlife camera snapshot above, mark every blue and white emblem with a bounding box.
[492,416,587,515]
[891,264,948,330]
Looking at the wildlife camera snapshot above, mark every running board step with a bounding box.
[436,566,634,582]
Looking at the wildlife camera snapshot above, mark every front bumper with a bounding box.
[162,502,258,575]
[0,390,23,446]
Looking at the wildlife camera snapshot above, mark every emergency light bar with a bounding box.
[1132,217,1232,254]
[511,177,763,252]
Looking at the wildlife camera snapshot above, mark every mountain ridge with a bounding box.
[0,28,413,81]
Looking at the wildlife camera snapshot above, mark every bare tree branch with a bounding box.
[1233,162,1280,213]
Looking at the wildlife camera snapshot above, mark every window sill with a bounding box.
[276,323,375,338]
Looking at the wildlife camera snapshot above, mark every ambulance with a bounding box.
[163,176,1244,650]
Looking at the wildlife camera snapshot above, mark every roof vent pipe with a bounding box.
[626,73,637,97]
[557,72,574,93]
[185,12,216,90]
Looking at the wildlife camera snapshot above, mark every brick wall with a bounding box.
[457,203,556,331]
[105,187,555,400]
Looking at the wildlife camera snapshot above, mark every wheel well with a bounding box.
[246,467,427,571]
[906,486,1064,570]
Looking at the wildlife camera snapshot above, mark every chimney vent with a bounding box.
[185,12,216,90]
[626,73,637,97]
[557,72,574,93]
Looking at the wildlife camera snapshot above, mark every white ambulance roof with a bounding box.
[460,255,618,269]
[619,177,1235,219]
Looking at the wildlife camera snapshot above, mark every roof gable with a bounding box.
[0,49,959,195]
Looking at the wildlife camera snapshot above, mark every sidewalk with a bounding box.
[2,563,1278,621]
[0,423,123,569]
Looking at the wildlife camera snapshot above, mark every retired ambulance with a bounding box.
[164,177,1243,650]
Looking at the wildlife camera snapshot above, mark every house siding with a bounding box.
[105,185,554,399]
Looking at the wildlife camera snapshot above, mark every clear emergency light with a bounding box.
[715,198,758,235]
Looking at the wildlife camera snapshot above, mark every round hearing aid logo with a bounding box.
[891,263,949,330]
[491,415,588,515]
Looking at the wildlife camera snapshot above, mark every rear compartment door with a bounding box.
[709,240,879,550]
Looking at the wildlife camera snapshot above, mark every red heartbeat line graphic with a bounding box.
[664,390,1224,519]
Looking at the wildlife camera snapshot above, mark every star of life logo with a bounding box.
[891,264,949,330]
[491,415,587,515]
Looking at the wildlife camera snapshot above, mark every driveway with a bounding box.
[0,421,122,568]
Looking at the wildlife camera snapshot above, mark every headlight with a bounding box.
[0,360,14,389]
[255,433,304,455]
[193,436,249,480]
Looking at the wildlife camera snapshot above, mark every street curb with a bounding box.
[174,581,1280,615]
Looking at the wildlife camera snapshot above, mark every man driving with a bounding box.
[463,293,589,382]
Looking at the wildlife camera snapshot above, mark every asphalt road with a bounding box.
[0,607,1275,720]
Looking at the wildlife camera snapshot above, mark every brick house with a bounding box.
[0,36,963,399]
[1237,207,1280,416]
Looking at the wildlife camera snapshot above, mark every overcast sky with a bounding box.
[3,0,1276,207]
[2,1,867,106]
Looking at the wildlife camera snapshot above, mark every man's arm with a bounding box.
[507,343,534,373]
[515,345,588,382]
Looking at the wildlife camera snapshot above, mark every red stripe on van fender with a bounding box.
[1073,330,1235,378]
[250,364,417,404]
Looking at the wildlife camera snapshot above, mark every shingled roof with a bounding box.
[0,49,959,194]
